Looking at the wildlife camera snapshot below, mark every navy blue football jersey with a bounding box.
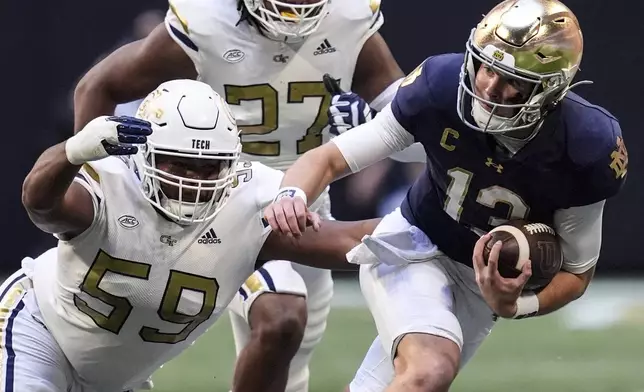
[393,53,627,267]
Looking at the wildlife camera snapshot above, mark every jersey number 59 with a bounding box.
[74,249,219,344]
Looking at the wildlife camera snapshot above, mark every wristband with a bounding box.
[274,187,308,205]
[512,292,539,319]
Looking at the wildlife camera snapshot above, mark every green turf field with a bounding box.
[151,306,644,392]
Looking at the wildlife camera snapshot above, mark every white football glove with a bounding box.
[65,116,152,165]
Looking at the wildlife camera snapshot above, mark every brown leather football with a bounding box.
[483,220,563,290]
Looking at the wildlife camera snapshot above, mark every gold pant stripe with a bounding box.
[0,272,28,391]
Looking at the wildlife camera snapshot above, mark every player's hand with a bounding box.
[65,115,152,165]
[323,73,376,136]
[472,234,532,318]
[263,188,321,237]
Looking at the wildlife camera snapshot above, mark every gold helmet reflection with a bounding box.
[457,0,586,134]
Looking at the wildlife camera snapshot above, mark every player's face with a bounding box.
[474,64,533,118]
[155,155,223,202]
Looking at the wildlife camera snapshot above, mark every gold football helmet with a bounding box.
[457,0,587,134]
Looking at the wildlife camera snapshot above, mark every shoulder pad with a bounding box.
[368,0,381,15]
[392,53,463,129]
[166,0,226,37]
[231,161,283,190]
[563,93,620,167]
[563,101,627,206]
[325,0,383,32]
[76,157,136,201]
[231,160,256,189]
[84,156,131,177]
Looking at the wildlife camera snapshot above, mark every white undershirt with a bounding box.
[368,79,426,163]
[331,104,414,172]
[331,104,604,274]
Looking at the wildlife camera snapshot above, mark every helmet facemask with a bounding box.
[242,0,330,39]
[140,142,241,225]
[458,32,575,136]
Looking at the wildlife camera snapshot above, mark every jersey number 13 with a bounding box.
[444,167,530,227]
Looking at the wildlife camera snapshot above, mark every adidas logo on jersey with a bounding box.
[314,39,336,56]
[198,228,221,244]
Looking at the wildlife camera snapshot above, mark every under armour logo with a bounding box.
[485,157,503,174]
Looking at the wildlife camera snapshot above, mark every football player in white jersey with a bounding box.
[71,0,423,391]
[11,79,378,392]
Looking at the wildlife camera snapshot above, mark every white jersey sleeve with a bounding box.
[245,161,285,210]
[359,0,384,47]
[59,162,110,241]
[332,104,416,173]
[164,0,214,75]
[553,200,605,274]
[248,161,327,216]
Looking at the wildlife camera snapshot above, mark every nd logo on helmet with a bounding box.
[492,49,505,61]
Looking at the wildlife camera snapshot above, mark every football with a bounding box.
[483,220,563,290]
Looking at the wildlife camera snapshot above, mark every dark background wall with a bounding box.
[2,0,641,274]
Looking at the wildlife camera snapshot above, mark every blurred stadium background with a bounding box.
[3,0,644,390]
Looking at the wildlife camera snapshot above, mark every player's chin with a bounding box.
[479,101,516,118]
[496,109,518,118]
[488,105,515,118]
[160,184,214,203]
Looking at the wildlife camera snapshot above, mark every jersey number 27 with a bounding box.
[224,82,332,156]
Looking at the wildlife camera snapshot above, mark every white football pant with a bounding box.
[0,268,152,392]
[347,208,497,392]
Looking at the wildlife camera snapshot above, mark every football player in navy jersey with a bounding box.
[263,0,628,390]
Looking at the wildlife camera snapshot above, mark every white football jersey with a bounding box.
[31,157,282,392]
[165,0,383,170]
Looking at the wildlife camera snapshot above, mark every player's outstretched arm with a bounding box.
[22,116,151,239]
[74,23,196,132]
[257,219,381,270]
[22,142,94,238]
[265,105,414,236]
[326,32,425,164]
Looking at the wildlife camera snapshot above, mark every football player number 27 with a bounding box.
[74,250,218,344]
[224,82,331,156]
[444,167,529,226]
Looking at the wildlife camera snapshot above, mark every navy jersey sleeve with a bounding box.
[390,53,463,136]
[390,57,441,134]
[568,115,627,206]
